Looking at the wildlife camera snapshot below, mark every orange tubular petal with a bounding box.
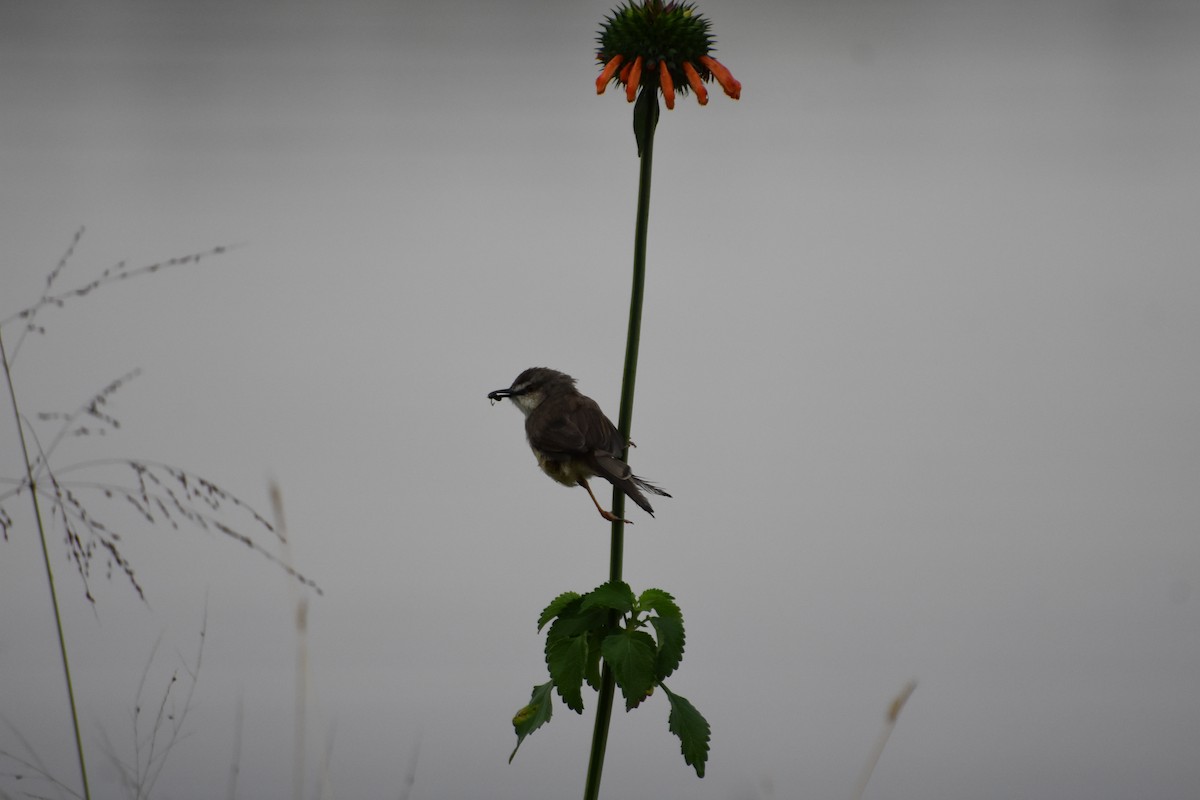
[700,55,741,99]
[596,54,624,95]
[618,60,634,85]
[625,55,643,102]
[658,61,675,109]
[682,61,708,105]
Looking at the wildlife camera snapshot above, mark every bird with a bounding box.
[488,367,670,524]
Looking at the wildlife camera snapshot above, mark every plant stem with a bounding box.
[583,88,659,800]
[0,328,93,800]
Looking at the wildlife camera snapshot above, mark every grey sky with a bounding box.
[2,1,1199,798]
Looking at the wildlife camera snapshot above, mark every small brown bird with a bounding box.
[488,367,670,523]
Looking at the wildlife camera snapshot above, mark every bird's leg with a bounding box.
[579,479,632,525]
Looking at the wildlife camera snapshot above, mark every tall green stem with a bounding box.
[583,88,659,800]
[0,328,92,800]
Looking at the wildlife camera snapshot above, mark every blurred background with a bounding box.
[2,1,1198,798]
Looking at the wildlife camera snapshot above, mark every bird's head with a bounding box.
[488,367,577,416]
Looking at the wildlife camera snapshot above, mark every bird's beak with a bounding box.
[487,388,512,405]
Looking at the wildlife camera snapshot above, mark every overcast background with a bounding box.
[2,1,1199,799]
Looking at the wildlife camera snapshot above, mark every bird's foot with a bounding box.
[599,509,632,525]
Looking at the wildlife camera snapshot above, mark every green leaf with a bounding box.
[546,610,608,649]
[649,614,686,680]
[581,581,636,615]
[661,684,711,778]
[632,88,660,157]
[638,588,681,620]
[538,591,582,631]
[509,681,554,763]
[546,633,589,713]
[601,629,658,710]
[585,630,604,690]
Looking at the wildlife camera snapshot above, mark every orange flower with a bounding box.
[596,54,624,94]
[658,61,675,109]
[595,1,739,110]
[699,55,741,100]
[682,61,708,106]
[619,59,634,86]
[625,55,644,103]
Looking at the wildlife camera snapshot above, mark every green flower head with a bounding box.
[596,1,740,109]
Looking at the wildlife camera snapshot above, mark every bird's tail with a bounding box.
[633,475,671,498]
[593,453,671,516]
[622,475,670,517]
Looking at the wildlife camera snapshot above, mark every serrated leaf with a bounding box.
[580,581,636,615]
[538,591,582,631]
[601,629,658,710]
[509,681,554,763]
[546,634,589,713]
[545,605,609,644]
[585,630,604,690]
[649,614,686,680]
[638,588,681,620]
[661,684,710,778]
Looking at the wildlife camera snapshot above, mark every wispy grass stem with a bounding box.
[0,327,92,800]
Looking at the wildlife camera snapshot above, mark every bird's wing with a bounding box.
[527,394,624,459]
[571,394,627,456]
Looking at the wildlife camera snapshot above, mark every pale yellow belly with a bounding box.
[534,450,594,487]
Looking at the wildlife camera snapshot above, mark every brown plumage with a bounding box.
[488,367,670,523]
